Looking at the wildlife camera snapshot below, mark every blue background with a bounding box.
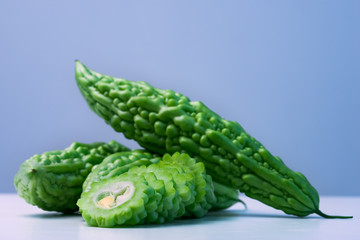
[1,0,359,195]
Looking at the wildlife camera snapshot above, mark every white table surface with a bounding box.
[1,194,358,240]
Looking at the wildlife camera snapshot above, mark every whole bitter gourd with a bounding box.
[75,61,351,218]
[83,150,244,212]
[14,141,129,212]
[78,152,223,227]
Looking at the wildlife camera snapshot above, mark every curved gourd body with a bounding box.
[14,141,129,212]
[75,61,349,218]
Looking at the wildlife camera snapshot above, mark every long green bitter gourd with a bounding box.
[78,152,223,227]
[14,141,129,212]
[75,61,351,218]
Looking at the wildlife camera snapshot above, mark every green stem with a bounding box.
[315,209,353,219]
[230,198,247,210]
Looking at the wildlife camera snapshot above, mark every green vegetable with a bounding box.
[75,61,351,218]
[14,141,129,213]
[83,150,242,212]
[158,152,215,217]
[77,173,156,227]
[83,150,161,193]
[78,152,217,227]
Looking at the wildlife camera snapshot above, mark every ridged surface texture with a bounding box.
[75,61,348,218]
[83,150,161,193]
[83,150,241,212]
[14,141,130,212]
[77,152,220,227]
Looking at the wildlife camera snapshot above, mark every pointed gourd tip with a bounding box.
[75,60,85,71]
[75,59,81,68]
[74,60,91,86]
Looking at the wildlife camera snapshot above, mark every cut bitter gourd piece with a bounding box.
[78,173,154,227]
[78,152,226,227]
[84,150,243,214]
[14,141,130,212]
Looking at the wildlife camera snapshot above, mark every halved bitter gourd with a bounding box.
[77,173,155,227]
[84,150,243,214]
[14,141,129,212]
[78,156,194,227]
[78,152,247,227]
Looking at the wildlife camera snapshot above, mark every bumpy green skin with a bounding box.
[131,162,194,222]
[14,141,130,213]
[83,150,161,193]
[159,152,215,217]
[84,150,241,212]
[75,61,349,218]
[132,152,214,218]
[78,153,217,227]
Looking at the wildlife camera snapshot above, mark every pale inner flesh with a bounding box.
[94,181,135,209]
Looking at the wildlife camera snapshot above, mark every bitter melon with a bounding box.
[83,150,243,213]
[83,150,161,193]
[14,141,129,212]
[75,61,351,218]
[78,152,213,227]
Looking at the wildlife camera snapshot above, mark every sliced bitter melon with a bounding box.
[77,173,155,227]
[78,152,245,227]
[83,150,243,214]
